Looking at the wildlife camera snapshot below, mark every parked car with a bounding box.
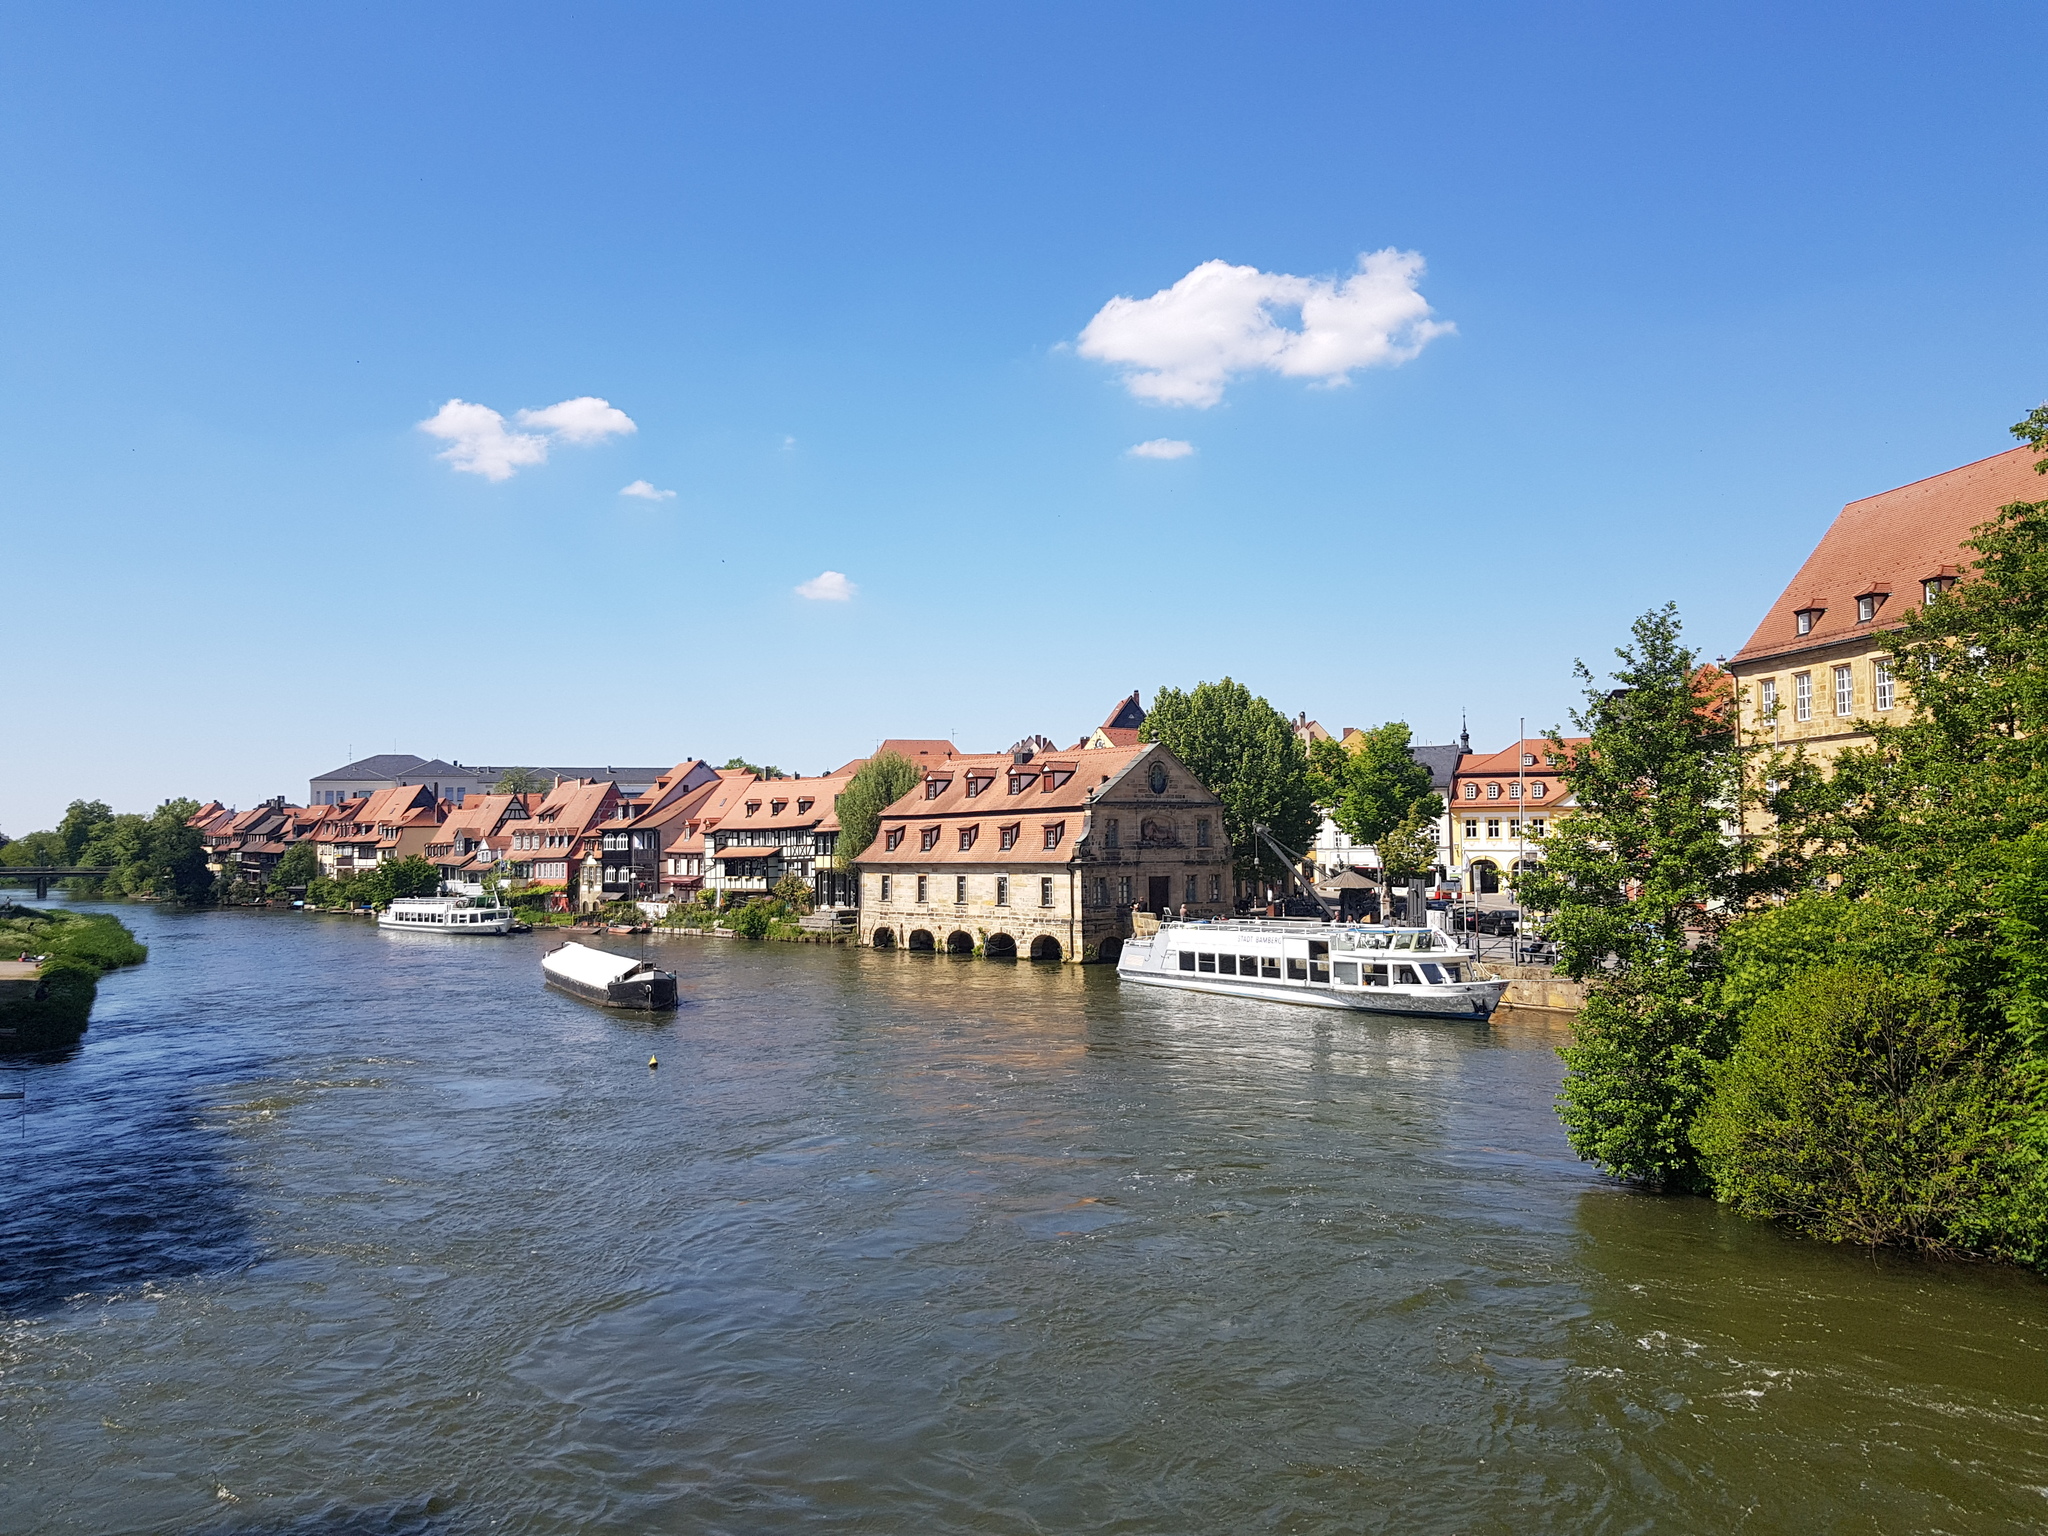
[1475,908,1520,937]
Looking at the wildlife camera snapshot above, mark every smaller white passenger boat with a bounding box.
[1117,918,1508,1019]
[542,941,679,1010]
[378,895,516,935]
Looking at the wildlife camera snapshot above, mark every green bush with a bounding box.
[727,901,773,939]
[1695,966,2035,1254]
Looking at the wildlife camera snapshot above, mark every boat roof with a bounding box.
[544,941,659,987]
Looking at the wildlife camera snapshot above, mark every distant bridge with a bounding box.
[0,868,114,900]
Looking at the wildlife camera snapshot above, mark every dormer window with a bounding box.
[1008,772,1036,794]
[797,798,813,815]
[745,801,760,816]
[1922,575,1954,604]
[920,826,940,852]
[965,772,994,798]
[1795,608,1821,636]
[885,828,904,852]
[771,800,787,816]
[925,776,950,800]
[1857,595,1877,622]
[958,825,979,851]
[999,823,1019,850]
[1521,753,1535,767]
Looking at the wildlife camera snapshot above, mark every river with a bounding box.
[3,902,2046,1533]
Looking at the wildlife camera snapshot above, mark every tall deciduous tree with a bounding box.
[1311,723,1437,849]
[1142,678,1316,880]
[833,752,921,870]
[492,767,549,794]
[1516,604,1781,1190]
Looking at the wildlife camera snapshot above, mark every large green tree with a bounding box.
[833,752,921,870]
[57,799,115,863]
[1142,678,1316,880]
[1309,722,1438,849]
[492,767,549,794]
[1516,604,1791,1189]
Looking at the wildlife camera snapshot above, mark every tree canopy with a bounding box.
[1143,678,1315,878]
[834,752,921,870]
[722,756,785,780]
[1309,722,1437,850]
[492,767,550,794]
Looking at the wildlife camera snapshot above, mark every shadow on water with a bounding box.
[0,1065,258,1315]
[0,903,260,1314]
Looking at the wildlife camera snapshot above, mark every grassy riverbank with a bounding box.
[0,905,148,1051]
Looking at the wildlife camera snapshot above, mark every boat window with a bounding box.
[1333,961,1358,985]
[1244,956,1262,977]
[1394,964,1420,984]
[1366,964,1389,986]
[1363,933,1389,949]
[1419,963,1445,984]
[1197,953,1216,972]
[1217,954,1236,975]
[1392,933,1415,951]
[1308,940,1329,983]
[1261,956,1281,978]
[1178,951,1196,972]
[1286,956,1307,980]
[1440,964,1462,982]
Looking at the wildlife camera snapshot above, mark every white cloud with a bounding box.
[418,395,639,480]
[417,399,550,482]
[1128,438,1195,460]
[620,480,676,500]
[515,396,637,444]
[795,570,855,601]
[1076,250,1452,408]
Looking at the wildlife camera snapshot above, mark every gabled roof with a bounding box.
[1454,739,1586,777]
[529,777,619,835]
[862,743,1187,866]
[1732,445,2045,666]
[1100,691,1145,733]
[312,754,456,783]
[710,771,858,836]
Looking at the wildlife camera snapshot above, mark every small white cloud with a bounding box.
[514,396,636,444]
[620,480,676,500]
[1128,438,1195,460]
[418,399,549,482]
[1077,250,1452,408]
[780,435,798,452]
[420,395,638,480]
[795,570,855,602]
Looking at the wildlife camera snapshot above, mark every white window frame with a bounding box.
[1794,672,1813,722]
[1874,658,1894,711]
[1835,664,1853,716]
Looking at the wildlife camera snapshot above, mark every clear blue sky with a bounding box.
[4,3,2042,832]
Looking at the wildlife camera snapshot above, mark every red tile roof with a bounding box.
[861,744,1166,867]
[1732,445,2044,666]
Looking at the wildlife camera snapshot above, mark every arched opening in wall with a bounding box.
[1510,859,1536,878]
[1471,860,1500,895]
[1029,935,1062,962]
[983,932,1017,960]
[945,930,975,954]
[1093,935,1123,963]
[871,927,895,950]
[907,929,935,952]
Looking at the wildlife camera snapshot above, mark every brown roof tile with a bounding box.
[1732,445,2045,666]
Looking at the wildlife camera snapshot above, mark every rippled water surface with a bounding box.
[4,904,2047,1534]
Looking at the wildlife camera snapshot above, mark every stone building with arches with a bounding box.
[856,740,1233,963]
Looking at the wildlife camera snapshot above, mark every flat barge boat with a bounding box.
[542,940,679,1010]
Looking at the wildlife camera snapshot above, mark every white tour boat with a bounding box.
[378,895,517,935]
[1117,917,1508,1019]
[541,941,679,1010]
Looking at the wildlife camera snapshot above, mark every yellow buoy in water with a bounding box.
[648,1055,659,1069]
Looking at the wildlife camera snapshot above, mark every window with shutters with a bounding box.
[958,825,978,851]
[885,828,904,852]
[1043,822,1064,849]
[920,827,940,852]
[999,824,1018,850]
